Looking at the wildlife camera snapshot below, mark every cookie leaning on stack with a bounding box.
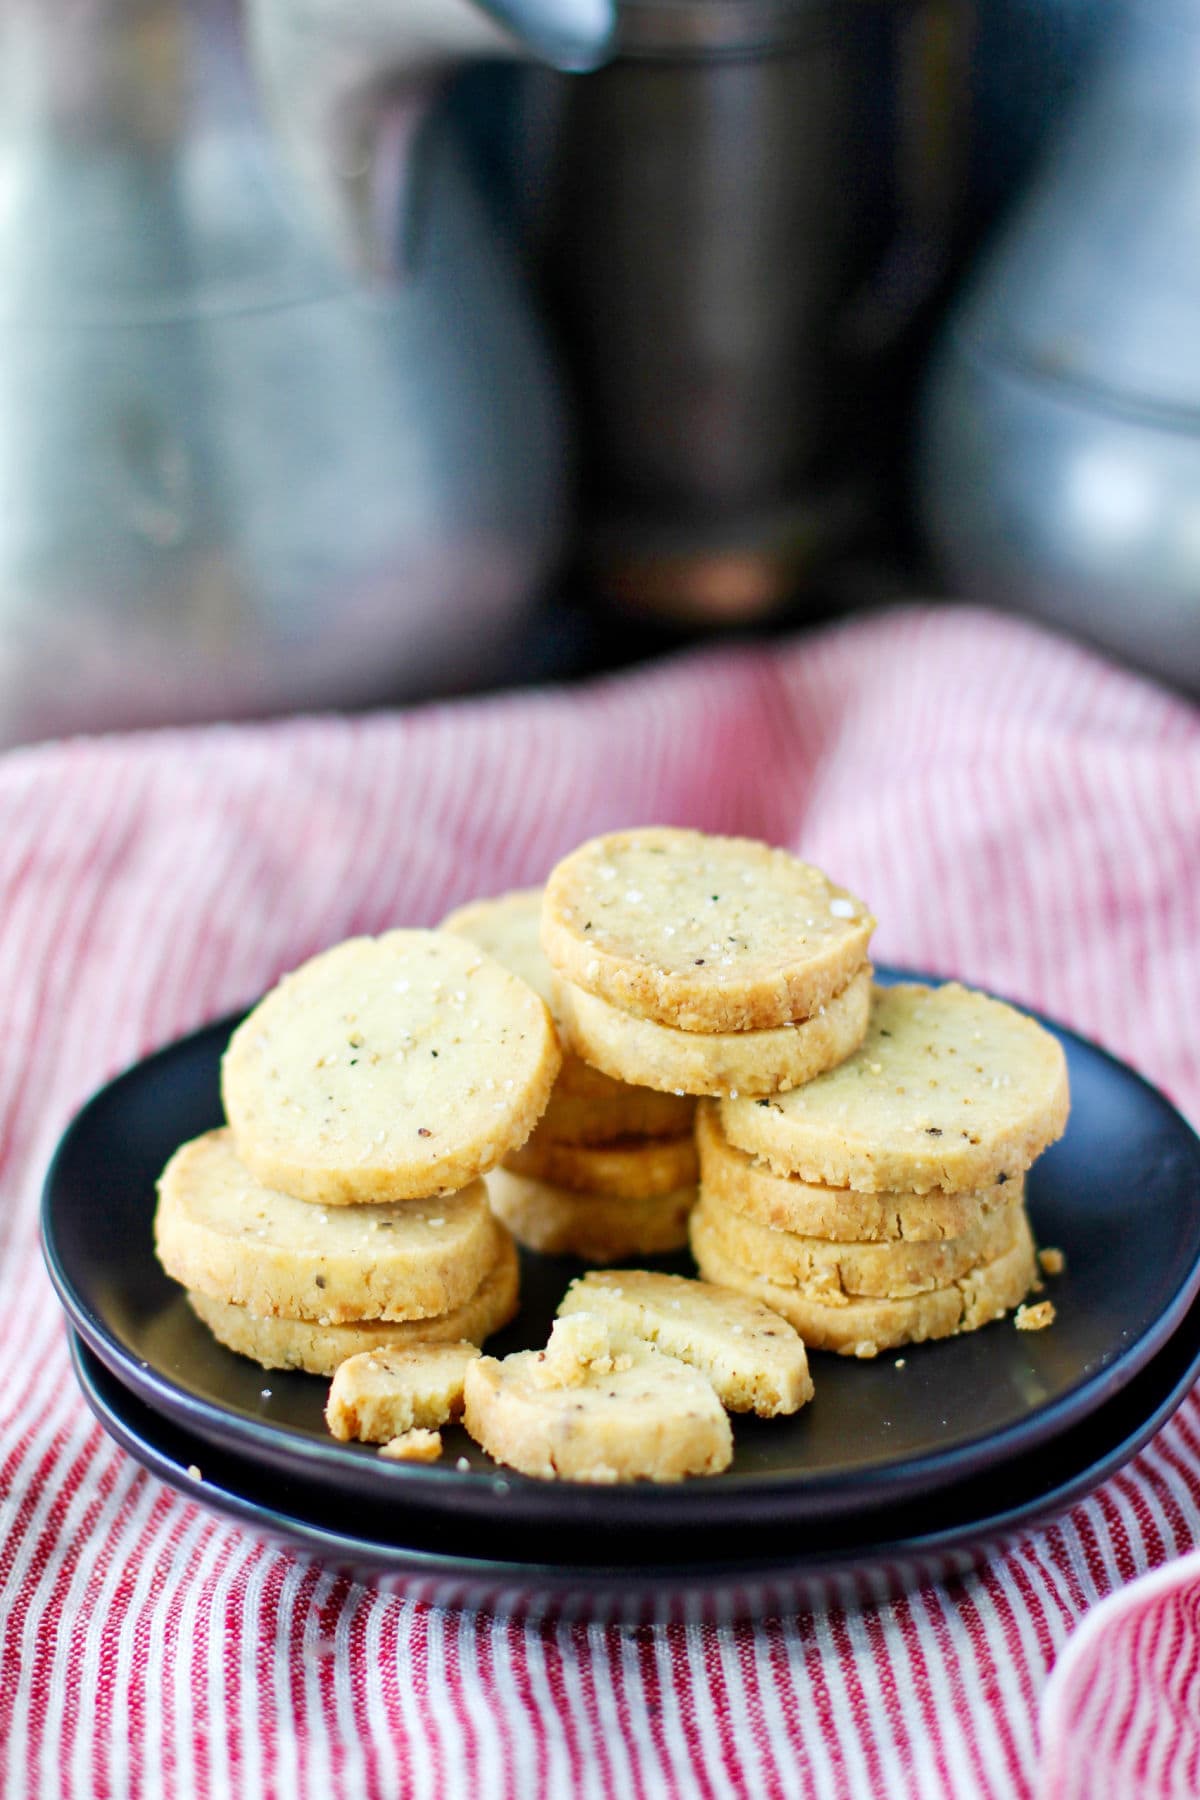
[154,930,559,1373]
[692,982,1070,1355]
[221,931,559,1203]
[541,829,875,1099]
[443,889,698,1261]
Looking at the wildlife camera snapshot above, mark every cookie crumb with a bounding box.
[1015,1300,1056,1332]
[186,1464,202,1481]
[894,1358,907,1370]
[1038,1247,1065,1277]
[379,1428,442,1463]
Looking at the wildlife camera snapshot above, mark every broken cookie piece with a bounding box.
[463,1337,732,1483]
[558,1270,813,1417]
[325,1340,480,1443]
[528,1313,633,1389]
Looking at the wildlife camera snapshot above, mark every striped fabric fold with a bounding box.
[1038,1546,1200,1800]
[1,604,1198,1799]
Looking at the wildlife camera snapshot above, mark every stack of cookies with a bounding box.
[154,930,561,1373]
[541,829,876,1102]
[691,981,1070,1356]
[442,890,699,1262]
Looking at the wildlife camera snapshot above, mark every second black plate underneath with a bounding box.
[70,1286,1200,1611]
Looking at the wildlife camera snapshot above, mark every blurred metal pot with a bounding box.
[0,0,610,743]
[919,0,1200,695]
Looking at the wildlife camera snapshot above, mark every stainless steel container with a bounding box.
[919,0,1200,694]
[531,0,969,621]
[0,0,610,743]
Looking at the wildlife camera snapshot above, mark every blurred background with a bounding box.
[5,0,1197,747]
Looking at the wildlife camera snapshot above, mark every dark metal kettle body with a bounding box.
[527,0,970,622]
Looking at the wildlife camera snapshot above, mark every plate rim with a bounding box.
[67,1305,1200,1593]
[42,977,1200,1528]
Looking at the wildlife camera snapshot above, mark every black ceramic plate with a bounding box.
[42,976,1200,1539]
[69,1295,1200,1614]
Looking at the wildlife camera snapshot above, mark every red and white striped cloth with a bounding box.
[1039,1545,1200,1800]
[1,604,1199,1800]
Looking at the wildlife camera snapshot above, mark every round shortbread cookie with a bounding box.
[558,1270,812,1417]
[186,1234,521,1374]
[541,828,874,1032]
[463,1338,733,1482]
[696,1102,1018,1242]
[441,888,633,1107]
[222,930,561,1204]
[552,967,871,1098]
[720,983,1070,1194]
[444,889,693,1135]
[505,1128,698,1199]
[539,1083,697,1146]
[691,1187,1022,1300]
[690,1204,1038,1355]
[156,1128,500,1322]
[487,1167,695,1262]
